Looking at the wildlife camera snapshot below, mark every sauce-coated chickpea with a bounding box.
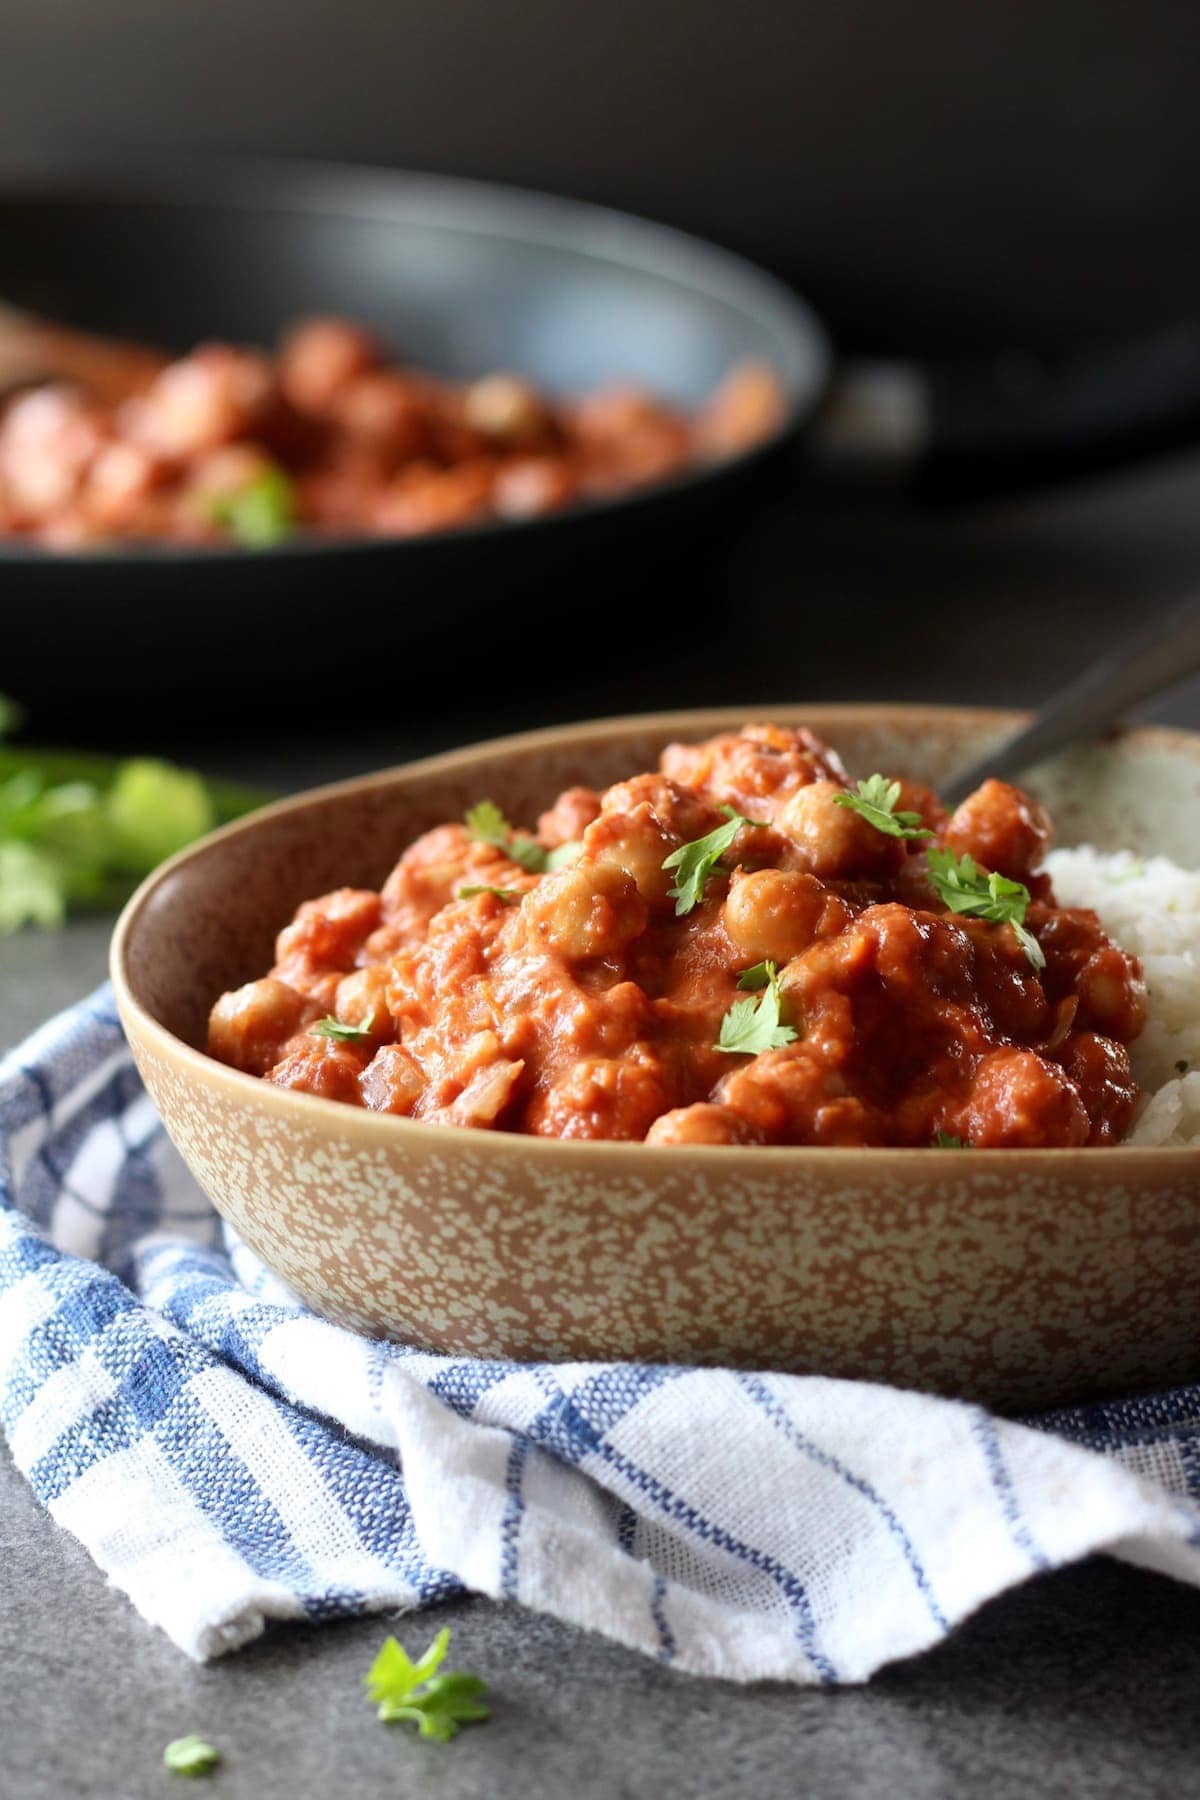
[645,1102,752,1145]
[724,869,853,964]
[961,1048,1089,1148]
[517,859,648,960]
[583,806,679,909]
[775,780,900,878]
[207,977,320,1076]
[944,779,1052,883]
[278,317,380,414]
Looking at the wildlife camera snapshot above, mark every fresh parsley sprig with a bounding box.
[833,774,933,841]
[662,806,766,916]
[457,884,521,903]
[163,1736,220,1777]
[364,1627,489,1743]
[736,961,774,991]
[312,1015,374,1041]
[716,960,798,1055]
[0,699,267,934]
[205,465,297,548]
[924,846,1045,971]
[464,800,561,873]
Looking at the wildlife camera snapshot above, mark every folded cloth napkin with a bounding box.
[3,987,1200,1682]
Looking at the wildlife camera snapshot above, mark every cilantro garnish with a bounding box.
[364,1627,489,1743]
[715,960,798,1054]
[736,961,774,991]
[934,1131,971,1149]
[312,1015,374,1041]
[457,884,521,903]
[163,1736,220,1777]
[205,465,297,548]
[464,800,549,873]
[545,839,582,870]
[924,847,1045,971]
[662,806,767,916]
[833,775,933,841]
[0,700,265,934]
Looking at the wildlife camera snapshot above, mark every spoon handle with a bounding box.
[941,594,1200,807]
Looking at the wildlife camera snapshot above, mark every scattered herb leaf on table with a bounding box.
[0,698,271,933]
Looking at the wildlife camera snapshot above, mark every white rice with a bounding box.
[1045,847,1200,1147]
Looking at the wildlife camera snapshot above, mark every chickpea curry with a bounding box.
[207,724,1148,1149]
[0,314,783,549]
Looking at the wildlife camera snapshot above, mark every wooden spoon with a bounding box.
[0,303,167,409]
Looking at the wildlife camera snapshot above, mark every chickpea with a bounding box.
[1076,946,1148,1041]
[583,806,679,909]
[645,1103,752,1146]
[331,372,430,465]
[463,373,555,448]
[660,727,846,817]
[537,786,602,846]
[775,780,900,878]
[268,1036,371,1105]
[492,456,577,519]
[599,774,719,844]
[128,347,275,458]
[1058,1033,1138,1144]
[333,966,393,1038]
[278,317,380,415]
[944,779,1052,883]
[517,859,648,960]
[962,1048,1089,1149]
[724,869,853,964]
[0,386,106,518]
[372,460,496,535]
[275,887,382,973]
[207,977,320,1076]
[693,363,785,459]
[81,440,165,530]
[529,1056,667,1140]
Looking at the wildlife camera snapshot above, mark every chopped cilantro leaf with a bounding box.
[457,884,521,903]
[163,1735,220,1777]
[833,774,933,840]
[464,800,549,873]
[736,961,774,991]
[0,743,262,934]
[716,961,797,1054]
[662,806,766,916]
[545,839,582,870]
[924,846,1046,971]
[365,1626,489,1742]
[312,1015,374,1041]
[934,1131,971,1149]
[205,465,297,548]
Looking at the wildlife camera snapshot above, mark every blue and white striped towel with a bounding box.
[3,986,1200,1682]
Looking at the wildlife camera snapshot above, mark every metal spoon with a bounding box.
[941,592,1200,806]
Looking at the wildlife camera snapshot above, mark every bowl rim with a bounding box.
[0,147,829,568]
[110,701,1200,1170]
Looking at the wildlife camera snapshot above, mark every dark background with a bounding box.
[5,0,1200,752]
[4,0,1199,356]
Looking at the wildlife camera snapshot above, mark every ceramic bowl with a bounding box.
[110,705,1200,1410]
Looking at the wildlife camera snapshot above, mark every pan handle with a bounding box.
[807,321,1200,500]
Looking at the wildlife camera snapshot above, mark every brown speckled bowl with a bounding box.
[110,706,1200,1409]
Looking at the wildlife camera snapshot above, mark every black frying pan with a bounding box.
[0,152,829,729]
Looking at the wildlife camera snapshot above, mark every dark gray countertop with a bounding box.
[5,460,1200,1798]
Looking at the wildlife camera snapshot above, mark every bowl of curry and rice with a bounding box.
[111,706,1200,1408]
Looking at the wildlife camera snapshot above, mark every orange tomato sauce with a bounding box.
[207,724,1146,1148]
